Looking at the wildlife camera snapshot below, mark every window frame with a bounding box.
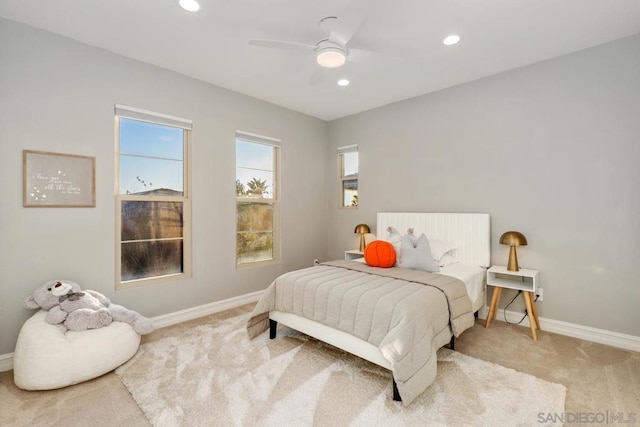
[338,144,358,209]
[235,132,280,269]
[114,106,192,289]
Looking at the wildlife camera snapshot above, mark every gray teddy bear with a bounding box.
[24,280,154,335]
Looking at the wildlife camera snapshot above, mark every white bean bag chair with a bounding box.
[14,310,141,390]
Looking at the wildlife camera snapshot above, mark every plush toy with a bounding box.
[24,280,154,335]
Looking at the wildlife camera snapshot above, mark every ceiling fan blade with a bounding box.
[248,39,316,51]
[329,0,380,46]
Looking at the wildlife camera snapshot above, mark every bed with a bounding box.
[247,212,490,405]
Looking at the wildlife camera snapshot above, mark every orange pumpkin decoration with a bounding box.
[364,240,396,268]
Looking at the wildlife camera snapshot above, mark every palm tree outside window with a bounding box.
[235,133,280,267]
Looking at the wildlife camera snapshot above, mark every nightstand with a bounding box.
[485,265,541,341]
[344,250,364,261]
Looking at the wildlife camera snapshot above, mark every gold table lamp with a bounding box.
[354,224,370,252]
[499,231,528,271]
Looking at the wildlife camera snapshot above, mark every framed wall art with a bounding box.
[23,150,96,207]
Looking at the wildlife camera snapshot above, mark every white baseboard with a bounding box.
[2,293,637,372]
[0,290,264,373]
[151,290,263,329]
[484,308,640,353]
[0,353,14,373]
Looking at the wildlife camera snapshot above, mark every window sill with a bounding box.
[117,272,191,290]
[236,258,280,270]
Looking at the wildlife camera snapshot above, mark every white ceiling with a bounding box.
[2,0,639,121]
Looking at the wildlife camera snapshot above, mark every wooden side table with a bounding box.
[485,265,541,340]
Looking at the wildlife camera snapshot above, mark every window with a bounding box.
[235,132,279,267]
[115,105,191,288]
[339,145,358,207]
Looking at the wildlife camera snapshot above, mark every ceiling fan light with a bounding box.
[179,0,200,12]
[317,48,346,68]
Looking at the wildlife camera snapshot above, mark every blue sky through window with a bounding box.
[236,139,275,198]
[119,119,184,195]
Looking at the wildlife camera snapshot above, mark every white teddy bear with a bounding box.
[24,280,154,334]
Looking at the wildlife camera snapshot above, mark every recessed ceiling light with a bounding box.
[443,35,461,46]
[337,79,350,87]
[179,0,200,12]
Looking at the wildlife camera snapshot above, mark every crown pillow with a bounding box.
[386,226,402,255]
[398,233,440,273]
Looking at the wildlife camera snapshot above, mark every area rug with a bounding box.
[116,314,566,426]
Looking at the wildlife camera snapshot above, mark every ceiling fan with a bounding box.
[248,0,378,78]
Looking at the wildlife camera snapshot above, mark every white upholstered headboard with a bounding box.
[376,212,491,267]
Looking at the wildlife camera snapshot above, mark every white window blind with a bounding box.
[236,130,281,147]
[115,104,192,130]
[337,144,358,154]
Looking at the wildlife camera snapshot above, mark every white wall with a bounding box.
[327,35,640,337]
[0,19,329,355]
[2,18,638,356]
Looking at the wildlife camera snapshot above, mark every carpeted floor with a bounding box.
[114,313,565,426]
[1,303,639,426]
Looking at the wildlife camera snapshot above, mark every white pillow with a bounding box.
[385,226,402,265]
[428,238,457,261]
[438,252,459,268]
[398,233,440,273]
[386,226,402,254]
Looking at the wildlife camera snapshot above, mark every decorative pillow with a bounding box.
[364,240,396,268]
[386,226,402,255]
[428,238,457,261]
[398,233,440,272]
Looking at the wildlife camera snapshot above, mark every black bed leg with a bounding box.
[449,335,455,351]
[269,319,277,339]
[392,378,402,402]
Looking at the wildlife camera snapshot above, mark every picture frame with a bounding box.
[23,150,96,207]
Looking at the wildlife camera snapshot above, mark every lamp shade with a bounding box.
[354,224,370,252]
[354,224,370,235]
[499,231,527,247]
[499,231,527,271]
